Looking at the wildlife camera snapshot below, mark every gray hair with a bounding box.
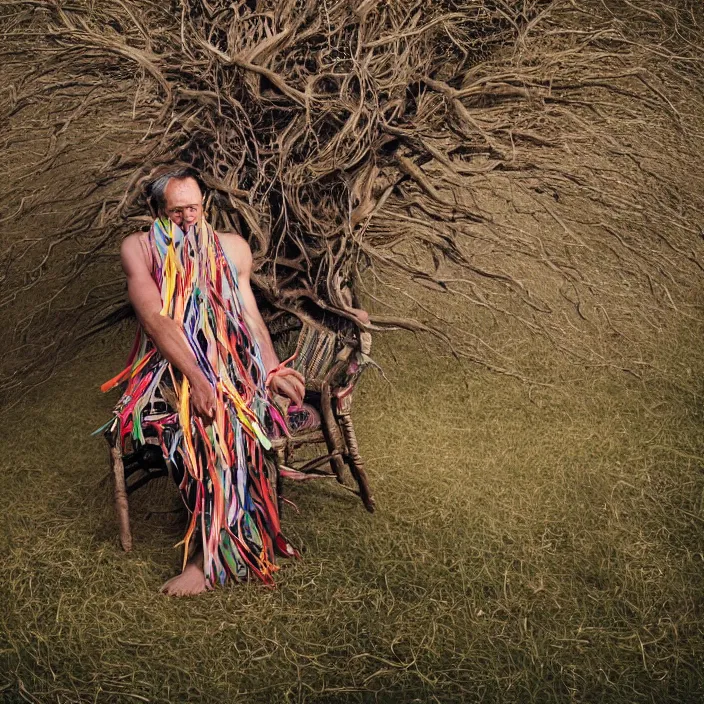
[146,166,203,215]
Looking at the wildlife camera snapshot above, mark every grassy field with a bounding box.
[1,318,703,703]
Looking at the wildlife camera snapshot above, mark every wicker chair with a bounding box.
[269,315,375,514]
[106,313,374,552]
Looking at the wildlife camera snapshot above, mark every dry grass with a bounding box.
[1,316,703,703]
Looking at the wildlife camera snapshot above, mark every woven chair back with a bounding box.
[291,323,338,382]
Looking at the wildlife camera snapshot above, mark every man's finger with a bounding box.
[276,367,305,383]
[290,378,304,405]
[279,378,303,406]
[295,380,305,404]
[285,374,305,401]
[195,397,215,421]
[284,380,302,406]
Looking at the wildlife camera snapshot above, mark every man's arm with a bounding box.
[121,234,216,419]
[221,233,305,406]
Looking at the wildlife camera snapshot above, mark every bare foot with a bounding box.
[160,551,210,596]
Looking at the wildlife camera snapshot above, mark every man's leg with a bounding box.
[160,452,210,596]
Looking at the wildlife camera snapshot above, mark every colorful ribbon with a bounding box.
[102,216,297,586]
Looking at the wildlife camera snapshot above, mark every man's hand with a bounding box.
[268,368,306,407]
[190,373,216,421]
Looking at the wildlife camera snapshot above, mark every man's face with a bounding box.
[163,177,203,230]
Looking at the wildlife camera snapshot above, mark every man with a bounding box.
[105,166,305,596]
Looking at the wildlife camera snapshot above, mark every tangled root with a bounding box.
[1,0,703,402]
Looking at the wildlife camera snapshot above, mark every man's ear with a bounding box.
[145,189,158,217]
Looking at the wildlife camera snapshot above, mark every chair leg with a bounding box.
[110,442,133,551]
[339,413,375,512]
[320,383,347,484]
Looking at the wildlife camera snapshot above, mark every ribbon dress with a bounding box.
[102,217,297,586]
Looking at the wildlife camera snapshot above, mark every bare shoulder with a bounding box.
[120,231,151,273]
[121,231,150,252]
[218,231,251,255]
[218,231,252,273]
